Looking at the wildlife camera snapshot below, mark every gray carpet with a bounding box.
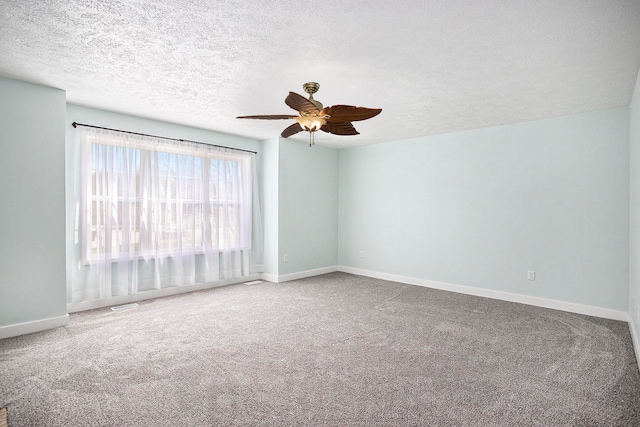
[1,272,639,426]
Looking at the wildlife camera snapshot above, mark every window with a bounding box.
[68,126,263,303]
[83,136,252,261]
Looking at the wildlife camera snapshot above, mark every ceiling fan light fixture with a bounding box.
[296,114,328,132]
[236,82,382,147]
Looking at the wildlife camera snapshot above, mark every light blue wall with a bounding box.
[0,77,67,327]
[262,138,280,276]
[339,108,630,311]
[630,70,640,342]
[278,138,339,275]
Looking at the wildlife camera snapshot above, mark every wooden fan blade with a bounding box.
[322,105,382,122]
[285,92,320,113]
[320,120,359,136]
[236,115,297,120]
[281,123,303,138]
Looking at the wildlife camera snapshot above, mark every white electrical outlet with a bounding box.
[359,250,364,258]
[527,271,535,281]
[284,253,288,262]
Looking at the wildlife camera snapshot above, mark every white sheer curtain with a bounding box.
[67,127,263,303]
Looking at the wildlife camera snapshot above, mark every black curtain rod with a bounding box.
[71,122,257,155]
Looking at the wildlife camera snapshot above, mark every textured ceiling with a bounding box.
[1,1,640,148]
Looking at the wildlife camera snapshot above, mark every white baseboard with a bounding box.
[260,273,279,283]
[0,314,70,340]
[629,316,640,370]
[337,266,629,322]
[263,266,339,283]
[67,273,262,313]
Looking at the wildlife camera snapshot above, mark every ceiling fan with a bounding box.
[237,82,382,146]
